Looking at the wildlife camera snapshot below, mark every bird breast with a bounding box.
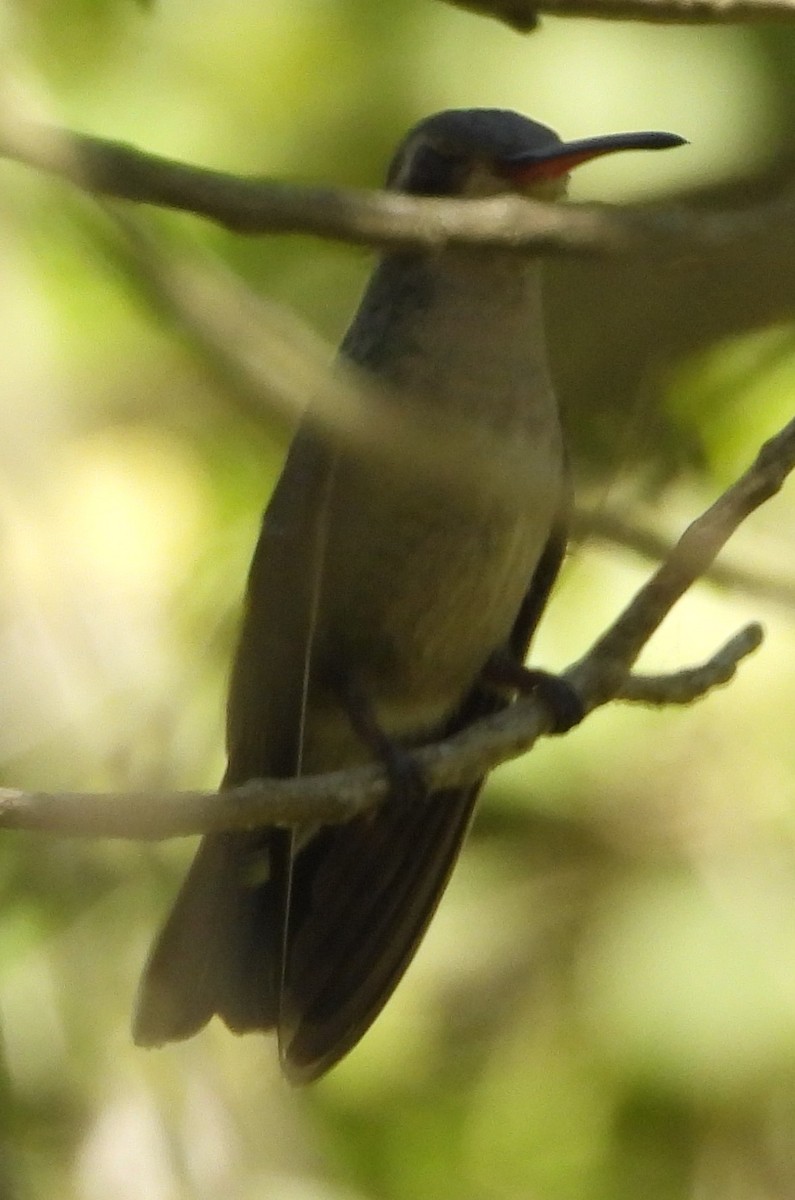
[305,250,566,763]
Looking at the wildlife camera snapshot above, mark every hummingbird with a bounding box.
[133,109,685,1082]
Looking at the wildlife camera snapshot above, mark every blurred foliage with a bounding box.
[1,1,795,1198]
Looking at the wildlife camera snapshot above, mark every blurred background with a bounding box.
[1,0,795,1196]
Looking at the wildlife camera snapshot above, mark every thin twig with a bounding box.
[567,416,795,706]
[617,623,763,704]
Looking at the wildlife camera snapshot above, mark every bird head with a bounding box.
[386,108,685,201]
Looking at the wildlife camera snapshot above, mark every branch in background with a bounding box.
[2,411,792,841]
[3,109,795,258]
[98,207,795,618]
[440,0,541,27]
[441,0,795,26]
[101,208,556,512]
[575,508,795,610]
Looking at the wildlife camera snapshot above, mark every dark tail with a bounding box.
[278,782,480,1082]
[133,829,290,1045]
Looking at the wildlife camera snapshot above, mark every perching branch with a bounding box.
[3,110,795,258]
[441,0,795,27]
[0,629,762,840]
[566,414,795,706]
[2,413,792,841]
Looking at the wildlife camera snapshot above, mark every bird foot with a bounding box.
[482,652,583,733]
[337,674,428,805]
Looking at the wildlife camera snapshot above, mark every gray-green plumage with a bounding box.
[133,109,684,1082]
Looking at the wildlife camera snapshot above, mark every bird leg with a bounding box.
[336,674,428,805]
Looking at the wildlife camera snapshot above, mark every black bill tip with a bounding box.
[500,129,687,184]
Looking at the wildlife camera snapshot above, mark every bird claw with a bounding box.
[481,652,583,733]
[519,669,583,733]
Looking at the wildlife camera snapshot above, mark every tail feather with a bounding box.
[133,830,284,1046]
[278,783,481,1082]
